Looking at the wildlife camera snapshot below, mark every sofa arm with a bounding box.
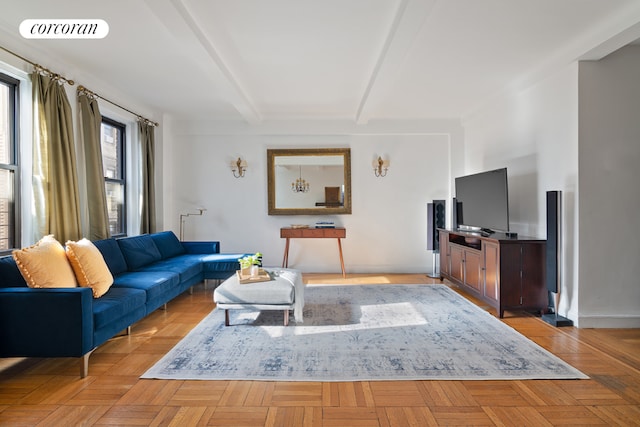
[182,241,220,254]
[0,287,94,358]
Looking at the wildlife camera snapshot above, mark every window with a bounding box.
[0,73,19,252]
[101,117,126,237]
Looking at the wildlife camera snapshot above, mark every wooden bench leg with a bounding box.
[225,309,230,326]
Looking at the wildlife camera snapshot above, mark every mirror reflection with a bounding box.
[267,148,352,215]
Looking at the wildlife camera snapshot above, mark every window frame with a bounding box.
[0,72,20,254]
[101,116,127,238]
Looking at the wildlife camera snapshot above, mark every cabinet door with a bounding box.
[464,249,482,293]
[450,245,464,283]
[439,232,450,276]
[483,241,499,302]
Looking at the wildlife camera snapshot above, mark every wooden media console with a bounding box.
[438,229,548,318]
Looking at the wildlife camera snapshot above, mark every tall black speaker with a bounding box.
[545,191,561,293]
[542,190,573,326]
[427,200,446,252]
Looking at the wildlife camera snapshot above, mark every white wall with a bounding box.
[463,45,640,327]
[463,64,581,322]
[161,120,463,273]
[578,45,640,327]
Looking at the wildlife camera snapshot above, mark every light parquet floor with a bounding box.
[1,274,639,426]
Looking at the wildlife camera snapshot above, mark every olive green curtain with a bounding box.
[78,92,110,240]
[139,120,156,234]
[31,71,82,242]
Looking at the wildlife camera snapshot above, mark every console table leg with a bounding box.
[282,238,290,268]
[337,238,346,277]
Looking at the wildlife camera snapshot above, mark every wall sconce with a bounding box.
[230,157,247,178]
[373,156,389,177]
[179,208,206,241]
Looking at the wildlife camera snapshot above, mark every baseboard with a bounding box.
[577,315,640,328]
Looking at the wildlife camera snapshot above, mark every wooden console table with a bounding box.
[280,227,346,277]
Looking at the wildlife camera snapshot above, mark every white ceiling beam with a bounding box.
[355,0,436,125]
[146,0,262,124]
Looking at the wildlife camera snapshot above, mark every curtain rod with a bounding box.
[0,45,75,86]
[1,45,158,127]
[78,85,158,127]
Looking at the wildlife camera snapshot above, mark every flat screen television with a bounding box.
[455,168,509,233]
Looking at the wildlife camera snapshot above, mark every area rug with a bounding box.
[141,284,587,381]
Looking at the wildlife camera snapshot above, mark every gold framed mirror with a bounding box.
[267,148,352,215]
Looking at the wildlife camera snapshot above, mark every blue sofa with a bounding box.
[0,231,249,377]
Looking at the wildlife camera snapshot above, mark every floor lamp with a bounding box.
[179,208,206,241]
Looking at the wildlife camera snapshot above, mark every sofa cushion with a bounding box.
[93,238,129,276]
[112,270,180,302]
[66,238,114,298]
[137,255,203,283]
[12,235,77,289]
[200,253,247,273]
[117,235,162,270]
[150,231,185,259]
[92,286,146,329]
[0,255,27,288]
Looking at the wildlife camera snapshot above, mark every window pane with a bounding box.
[0,82,10,164]
[105,181,125,235]
[0,169,14,250]
[101,122,122,179]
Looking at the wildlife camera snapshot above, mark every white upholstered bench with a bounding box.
[213,268,304,326]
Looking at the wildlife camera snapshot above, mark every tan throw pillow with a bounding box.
[65,238,114,298]
[12,235,78,288]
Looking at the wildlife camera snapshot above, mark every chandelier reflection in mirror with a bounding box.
[291,165,310,193]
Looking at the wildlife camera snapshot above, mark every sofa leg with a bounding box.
[127,326,131,335]
[284,310,289,326]
[189,286,193,295]
[80,352,91,378]
[162,303,167,310]
[225,310,230,326]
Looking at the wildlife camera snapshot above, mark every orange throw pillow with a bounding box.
[66,238,114,298]
[12,235,78,288]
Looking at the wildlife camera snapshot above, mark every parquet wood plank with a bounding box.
[587,404,640,426]
[430,406,495,426]
[302,406,323,427]
[322,407,381,426]
[483,406,553,427]
[244,381,275,406]
[0,404,57,425]
[95,405,172,426]
[0,275,638,427]
[463,381,532,406]
[264,406,305,427]
[536,406,609,425]
[218,381,252,406]
[368,381,426,407]
[36,404,111,427]
[513,379,578,406]
[167,381,229,406]
[322,382,340,407]
[164,406,208,426]
[116,380,182,406]
[207,407,269,426]
[383,406,439,426]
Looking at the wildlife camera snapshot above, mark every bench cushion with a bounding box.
[214,277,295,305]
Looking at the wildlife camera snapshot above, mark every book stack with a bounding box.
[315,221,335,228]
